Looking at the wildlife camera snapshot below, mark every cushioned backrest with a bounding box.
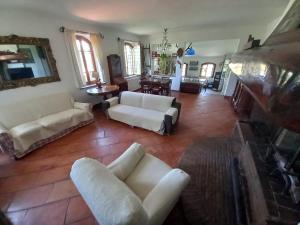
[142,94,175,112]
[0,92,73,129]
[70,157,148,225]
[107,143,145,181]
[120,91,143,108]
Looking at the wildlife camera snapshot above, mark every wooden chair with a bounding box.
[161,79,171,96]
[151,81,162,95]
[140,80,152,94]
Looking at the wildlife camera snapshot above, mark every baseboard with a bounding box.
[224,96,232,101]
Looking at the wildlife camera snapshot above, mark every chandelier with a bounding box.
[158,28,171,54]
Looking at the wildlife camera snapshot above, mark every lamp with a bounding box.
[158,28,171,54]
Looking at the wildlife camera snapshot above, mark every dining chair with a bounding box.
[161,79,171,96]
[151,81,162,95]
[141,80,152,94]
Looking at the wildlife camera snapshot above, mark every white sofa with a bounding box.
[70,142,190,225]
[0,92,94,158]
[103,91,181,135]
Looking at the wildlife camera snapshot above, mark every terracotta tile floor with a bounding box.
[0,91,237,225]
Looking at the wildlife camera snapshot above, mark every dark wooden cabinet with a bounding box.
[212,72,221,90]
[107,54,128,92]
[180,80,201,94]
[232,79,253,116]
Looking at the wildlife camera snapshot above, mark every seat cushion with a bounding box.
[125,153,172,200]
[70,157,148,225]
[142,94,175,112]
[38,109,92,131]
[108,105,165,132]
[9,108,93,153]
[39,110,73,130]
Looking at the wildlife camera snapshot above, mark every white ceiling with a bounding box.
[0,0,289,35]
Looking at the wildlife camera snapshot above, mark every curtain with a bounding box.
[90,33,107,83]
[118,38,127,76]
[64,29,85,88]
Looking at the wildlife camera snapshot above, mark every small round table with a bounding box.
[86,85,119,99]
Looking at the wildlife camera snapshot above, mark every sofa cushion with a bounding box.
[125,153,172,200]
[142,94,175,112]
[120,91,143,108]
[108,143,145,181]
[108,105,165,132]
[70,157,148,225]
[39,110,73,130]
[0,92,73,129]
[38,109,92,131]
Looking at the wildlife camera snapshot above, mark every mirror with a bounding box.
[0,35,60,90]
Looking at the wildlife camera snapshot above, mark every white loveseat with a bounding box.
[0,92,94,158]
[103,91,181,135]
[71,143,190,225]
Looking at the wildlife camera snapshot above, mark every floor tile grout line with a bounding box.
[6,194,81,214]
[0,177,71,197]
[63,197,71,225]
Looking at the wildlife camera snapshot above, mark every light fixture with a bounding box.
[158,28,171,54]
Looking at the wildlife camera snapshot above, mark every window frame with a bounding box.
[123,41,141,77]
[182,63,188,77]
[75,34,98,85]
[200,62,216,78]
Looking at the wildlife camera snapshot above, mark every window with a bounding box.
[75,34,98,85]
[200,63,216,78]
[124,41,141,76]
[182,63,188,77]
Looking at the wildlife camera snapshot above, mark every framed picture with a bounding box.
[189,66,198,71]
[189,61,199,66]
[18,48,35,63]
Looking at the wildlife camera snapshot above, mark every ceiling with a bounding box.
[0,0,289,35]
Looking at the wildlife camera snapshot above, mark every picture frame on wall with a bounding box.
[189,66,198,71]
[189,61,198,71]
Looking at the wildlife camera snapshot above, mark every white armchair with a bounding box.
[70,143,190,225]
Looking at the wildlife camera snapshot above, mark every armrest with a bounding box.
[107,142,145,180]
[0,124,15,157]
[106,96,119,107]
[70,157,148,225]
[165,108,178,125]
[142,169,190,225]
[74,102,92,112]
[171,101,181,123]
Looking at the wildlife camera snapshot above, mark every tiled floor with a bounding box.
[0,91,237,225]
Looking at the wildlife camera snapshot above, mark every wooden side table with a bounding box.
[86,85,119,100]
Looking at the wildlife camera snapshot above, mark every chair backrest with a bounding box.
[0,92,73,129]
[151,81,161,89]
[140,80,152,87]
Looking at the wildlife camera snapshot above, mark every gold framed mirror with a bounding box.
[0,35,60,90]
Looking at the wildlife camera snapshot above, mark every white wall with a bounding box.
[0,7,141,105]
[183,55,225,77]
[262,0,297,43]
[142,24,269,51]
[191,39,240,57]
